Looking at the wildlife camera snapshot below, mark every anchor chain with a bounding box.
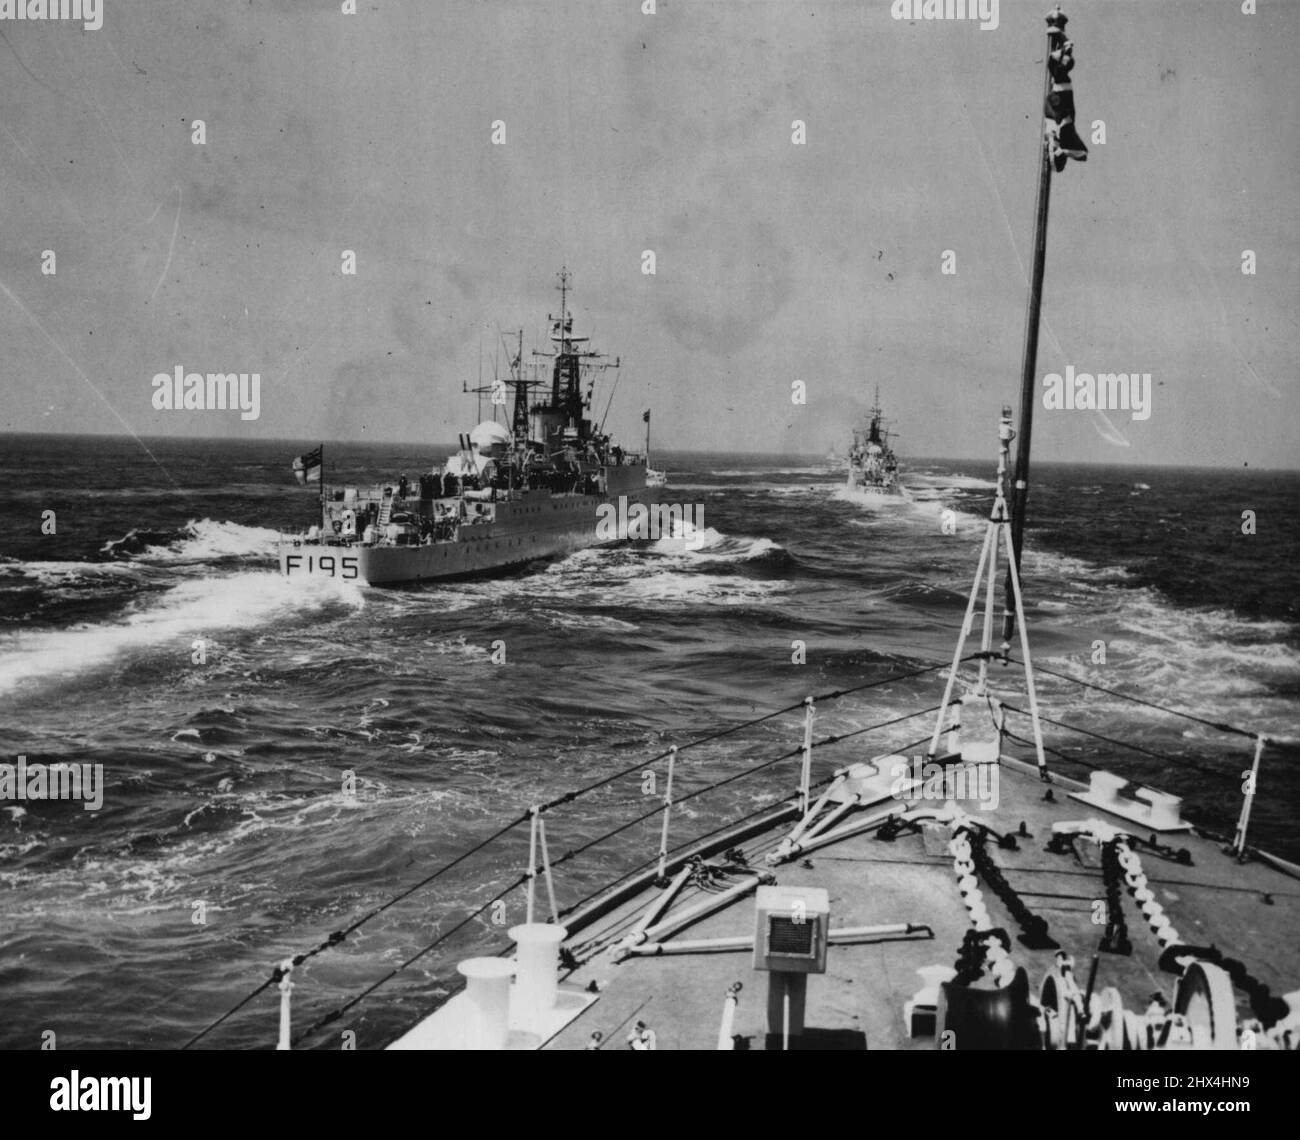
[952,926,1013,987]
[959,825,1057,951]
[1115,835,1290,1030]
[947,824,1018,988]
[1099,839,1133,954]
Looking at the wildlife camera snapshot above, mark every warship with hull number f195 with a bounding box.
[278,270,652,586]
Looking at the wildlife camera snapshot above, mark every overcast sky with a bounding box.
[0,0,1295,465]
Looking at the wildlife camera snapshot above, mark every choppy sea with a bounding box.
[1,433,1296,1048]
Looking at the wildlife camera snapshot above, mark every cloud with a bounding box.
[656,212,793,355]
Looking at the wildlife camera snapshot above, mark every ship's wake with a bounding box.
[0,571,363,696]
[101,518,280,564]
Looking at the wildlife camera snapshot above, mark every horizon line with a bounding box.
[0,429,1292,472]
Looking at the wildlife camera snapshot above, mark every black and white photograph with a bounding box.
[0,0,1296,1111]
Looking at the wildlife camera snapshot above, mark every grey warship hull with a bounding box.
[279,466,649,586]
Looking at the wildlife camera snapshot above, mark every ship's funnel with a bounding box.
[508,923,567,1031]
[469,421,512,454]
[455,957,516,1049]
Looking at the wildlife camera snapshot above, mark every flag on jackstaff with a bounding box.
[293,445,322,485]
[643,409,651,423]
[1044,8,1087,173]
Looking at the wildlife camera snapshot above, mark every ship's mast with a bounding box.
[1002,5,1078,643]
[531,267,619,453]
[510,328,529,445]
[546,267,577,410]
[867,384,884,446]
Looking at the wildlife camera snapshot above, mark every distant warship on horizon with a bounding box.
[845,386,902,496]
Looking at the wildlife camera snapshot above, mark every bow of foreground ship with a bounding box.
[278,269,654,586]
[200,9,1299,1054]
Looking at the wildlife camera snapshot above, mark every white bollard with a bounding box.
[1088,770,1125,807]
[1142,789,1184,830]
[509,923,568,1030]
[457,957,516,1050]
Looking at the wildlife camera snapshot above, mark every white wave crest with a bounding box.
[108,518,280,563]
[907,473,997,490]
[0,571,364,695]
[649,520,782,562]
[0,560,139,587]
[598,569,787,605]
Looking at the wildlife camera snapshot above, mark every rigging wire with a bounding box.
[180,809,530,1049]
[1004,656,1274,744]
[289,873,530,1048]
[1001,706,1255,785]
[540,658,968,811]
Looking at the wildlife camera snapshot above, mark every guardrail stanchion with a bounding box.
[538,812,559,924]
[657,746,677,882]
[526,804,539,924]
[800,697,815,816]
[1231,735,1266,860]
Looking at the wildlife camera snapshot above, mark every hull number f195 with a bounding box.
[284,553,359,579]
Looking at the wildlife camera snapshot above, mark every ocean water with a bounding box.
[0,433,1296,1049]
